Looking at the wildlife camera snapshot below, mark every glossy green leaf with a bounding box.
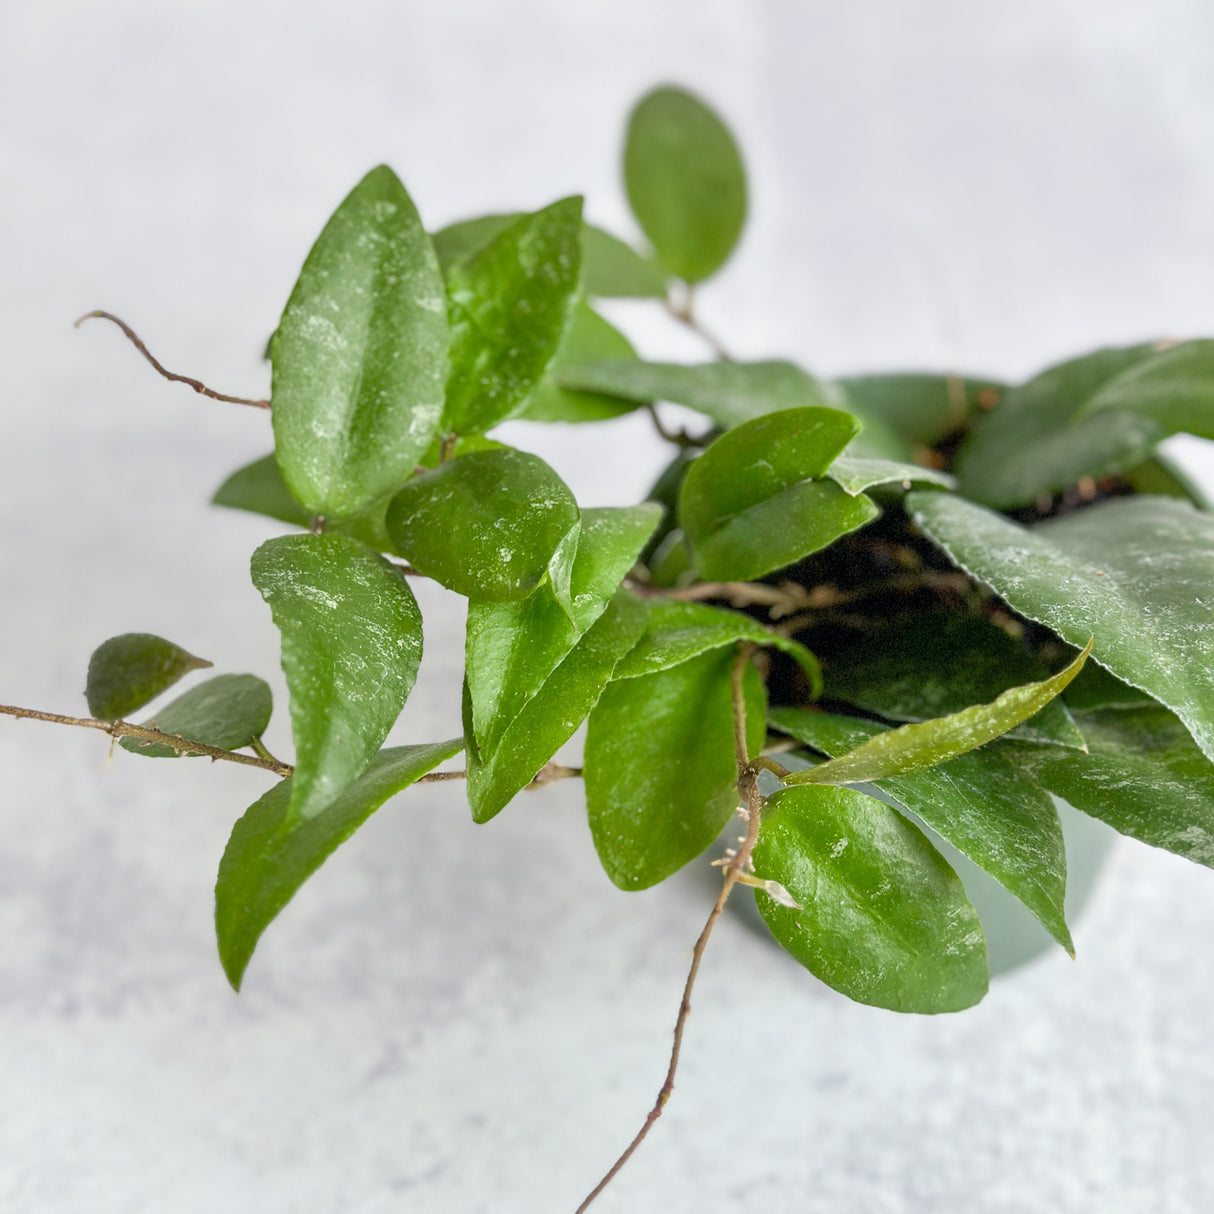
[783,641,1091,787]
[770,710,1071,953]
[120,674,272,759]
[585,646,765,890]
[1075,340,1214,437]
[516,302,642,424]
[443,197,583,435]
[910,492,1214,762]
[624,85,746,283]
[386,448,579,602]
[431,213,519,271]
[467,591,647,823]
[251,534,423,823]
[613,599,822,695]
[215,739,462,990]
[823,612,1085,749]
[271,166,448,519]
[558,359,836,429]
[824,456,956,496]
[1001,705,1214,866]
[953,345,1162,509]
[85,634,211,719]
[833,374,1006,447]
[753,784,988,1013]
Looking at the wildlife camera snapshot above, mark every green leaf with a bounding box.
[271,165,448,520]
[624,85,746,283]
[558,359,836,429]
[833,374,1005,447]
[85,634,211,719]
[1122,453,1212,510]
[613,599,822,695]
[251,534,423,823]
[467,591,647,823]
[910,492,1214,763]
[386,448,579,602]
[120,674,272,759]
[824,456,956,496]
[580,226,668,298]
[584,646,765,890]
[516,302,642,424]
[443,197,583,435]
[212,454,397,553]
[431,213,519,271]
[769,710,1071,954]
[1001,705,1214,867]
[677,408,877,581]
[822,612,1086,749]
[215,739,462,990]
[783,640,1091,787]
[753,784,988,1013]
[952,345,1162,509]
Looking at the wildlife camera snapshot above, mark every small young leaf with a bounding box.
[782,641,1091,787]
[624,85,747,283]
[770,710,1072,954]
[386,448,580,602]
[215,739,462,990]
[120,674,272,759]
[823,456,955,497]
[271,166,448,520]
[832,374,1006,447]
[251,534,423,823]
[753,784,988,1013]
[584,646,765,890]
[910,492,1214,763]
[558,360,836,429]
[443,197,584,435]
[85,634,211,719]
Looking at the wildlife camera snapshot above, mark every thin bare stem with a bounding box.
[664,288,733,363]
[249,736,284,767]
[75,311,270,409]
[576,643,763,1212]
[644,404,708,450]
[626,577,815,619]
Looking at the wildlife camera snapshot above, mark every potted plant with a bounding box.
[4,84,1214,1209]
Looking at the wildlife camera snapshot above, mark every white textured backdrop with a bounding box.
[3,3,1214,1211]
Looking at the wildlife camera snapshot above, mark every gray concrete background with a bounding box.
[3,2,1214,1210]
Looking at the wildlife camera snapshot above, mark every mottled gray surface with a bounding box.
[3,2,1214,1211]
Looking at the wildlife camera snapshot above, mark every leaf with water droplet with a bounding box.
[120,674,272,759]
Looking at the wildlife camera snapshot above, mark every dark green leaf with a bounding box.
[1075,340,1214,437]
[386,448,579,602]
[783,641,1090,787]
[120,674,272,759]
[271,165,448,519]
[584,646,765,890]
[85,634,211,719]
[215,739,462,990]
[910,492,1214,762]
[443,197,583,435]
[251,534,423,823]
[770,710,1071,953]
[833,374,1005,447]
[624,85,746,283]
[823,612,1085,749]
[824,456,955,496]
[1122,453,1212,509]
[753,784,988,1013]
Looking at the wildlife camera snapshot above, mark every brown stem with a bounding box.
[644,404,708,450]
[75,311,270,409]
[664,288,733,363]
[575,643,763,1212]
[626,577,815,620]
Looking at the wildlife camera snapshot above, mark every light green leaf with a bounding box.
[822,612,1086,749]
[85,634,211,720]
[783,641,1091,787]
[386,448,580,602]
[431,213,519,271]
[584,646,765,890]
[1001,705,1214,867]
[443,197,583,435]
[770,710,1071,954]
[557,359,836,429]
[215,739,462,990]
[753,784,988,1013]
[271,166,448,520]
[833,373,1005,447]
[910,492,1214,762]
[467,591,647,823]
[120,674,272,759]
[580,226,668,298]
[613,599,821,695]
[251,534,423,823]
[824,456,956,496]
[624,85,746,283]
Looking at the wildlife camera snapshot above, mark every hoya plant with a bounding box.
[6,85,1214,1208]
